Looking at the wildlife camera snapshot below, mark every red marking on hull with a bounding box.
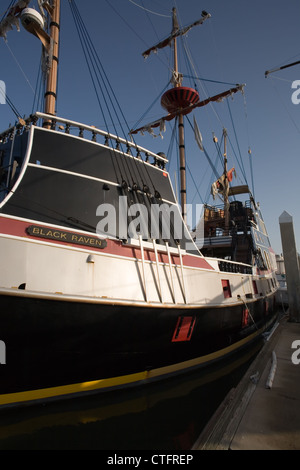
[0,216,214,270]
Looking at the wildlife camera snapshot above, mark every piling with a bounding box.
[279,211,300,322]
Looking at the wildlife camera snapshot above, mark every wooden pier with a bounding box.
[192,315,300,450]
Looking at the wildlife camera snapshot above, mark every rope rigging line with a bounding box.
[70,0,155,192]
[69,0,171,232]
[165,117,177,169]
[242,89,255,200]
[187,164,204,205]
[152,13,246,207]
[69,0,132,187]
[105,0,174,76]
[226,132,247,184]
[269,76,300,136]
[0,86,22,120]
[105,0,147,47]
[32,55,45,114]
[69,1,122,136]
[174,27,229,132]
[5,42,36,95]
[249,147,255,201]
[0,0,14,22]
[70,0,144,194]
[129,4,250,212]
[226,99,248,185]
[184,75,239,87]
[212,131,225,168]
[186,115,220,181]
[128,0,171,18]
[179,115,220,205]
[131,82,170,133]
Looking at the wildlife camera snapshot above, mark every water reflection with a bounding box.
[0,340,263,450]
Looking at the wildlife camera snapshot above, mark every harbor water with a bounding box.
[0,338,264,450]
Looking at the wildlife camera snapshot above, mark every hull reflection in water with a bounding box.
[0,339,263,450]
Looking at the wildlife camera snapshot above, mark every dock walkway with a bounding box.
[192,315,300,450]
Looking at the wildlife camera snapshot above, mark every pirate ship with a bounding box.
[0,1,278,408]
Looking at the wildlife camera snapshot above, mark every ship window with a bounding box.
[172,316,196,342]
[221,279,232,298]
[252,280,258,295]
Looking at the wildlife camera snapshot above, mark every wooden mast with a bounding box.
[43,0,60,126]
[172,8,187,223]
[139,8,214,223]
[223,128,230,233]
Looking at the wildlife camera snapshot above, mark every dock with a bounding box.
[192,314,300,450]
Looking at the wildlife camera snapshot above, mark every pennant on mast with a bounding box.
[193,116,204,151]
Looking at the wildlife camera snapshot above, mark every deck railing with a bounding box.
[0,112,168,167]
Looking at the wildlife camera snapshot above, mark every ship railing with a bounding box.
[0,113,168,167]
[196,235,233,247]
[218,260,252,274]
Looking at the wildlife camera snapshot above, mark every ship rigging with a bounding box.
[0,1,279,409]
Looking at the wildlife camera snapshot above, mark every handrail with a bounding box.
[35,112,168,163]
[0,112,169,165]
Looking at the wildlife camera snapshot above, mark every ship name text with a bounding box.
[26,225,107,249]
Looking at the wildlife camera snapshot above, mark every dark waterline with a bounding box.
[0,339,263,450]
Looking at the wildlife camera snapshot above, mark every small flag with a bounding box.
[193,116,204,151]
[227,167,236,182]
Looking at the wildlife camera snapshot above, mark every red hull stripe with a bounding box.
[0,216,214,270]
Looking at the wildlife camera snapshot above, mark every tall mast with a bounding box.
[140,8,212,223]
[171,8,187,223]
[223,128,230,233]
[44,0,60,118]
[136,9,244,226]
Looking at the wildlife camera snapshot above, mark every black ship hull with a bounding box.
[0,118,279,408]
[0,290,277,408]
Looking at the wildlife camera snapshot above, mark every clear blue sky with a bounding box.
[1,0,300,255]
